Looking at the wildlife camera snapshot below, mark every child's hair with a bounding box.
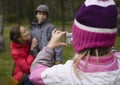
[73,47,111,77]
[10,25,21,43]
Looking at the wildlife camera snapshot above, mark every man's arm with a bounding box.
[47,24,63,63]
[30,23,39,57]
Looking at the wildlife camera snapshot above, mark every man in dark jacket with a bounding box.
[30,4,63,64]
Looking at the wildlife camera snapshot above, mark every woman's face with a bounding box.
[36,11,47,24]
[19,26,30,42]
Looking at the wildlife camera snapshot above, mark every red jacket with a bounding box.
[10,41,34,81]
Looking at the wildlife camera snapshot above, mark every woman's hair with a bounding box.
[10,25,21,43]
[73,47,111,77]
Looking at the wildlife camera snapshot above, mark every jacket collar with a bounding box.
[33,19,48,26]
[11,40,30,48]
[77,55,118,72]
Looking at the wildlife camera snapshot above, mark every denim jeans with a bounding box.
[22,74,34,85]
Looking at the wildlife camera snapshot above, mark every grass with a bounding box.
[0,25,13,85]
[0,24,120,85]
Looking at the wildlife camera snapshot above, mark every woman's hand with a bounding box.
[30,38,38,50]
[47,29,67,49]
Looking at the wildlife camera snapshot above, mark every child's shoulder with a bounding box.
[111,48,120,58]
[46,22,55,27]
[114,52,120,59]
[31,22,38,26]
[45,23,55,30]
[30,22,38,29]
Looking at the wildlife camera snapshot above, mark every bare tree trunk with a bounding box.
[60,0,65,31]
[113,0,120,35]
[49,0,56,22]
[16,0,22,24]
[119,0,120,29]
[71,0,75,18]
[28,0,34,23]
[0,0,5,52]
[117,0,120,35]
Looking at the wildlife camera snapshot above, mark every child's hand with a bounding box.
[55,61,62,64]
[47,29,67,49]
[31,38,38,50]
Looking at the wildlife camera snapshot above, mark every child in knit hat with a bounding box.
[30,4,63,64]
[29,0,120,85]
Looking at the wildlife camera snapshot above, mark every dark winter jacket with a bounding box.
[30,20,63,62]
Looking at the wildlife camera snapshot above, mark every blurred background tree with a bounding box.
[115,0,120,35]
[1,0,84,26]
[0,0,120,37]
[0,0,119,52]
[0,0,5,52]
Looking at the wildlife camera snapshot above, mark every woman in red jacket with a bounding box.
[10,25,37,85]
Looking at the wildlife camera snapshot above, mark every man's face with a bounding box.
[36,11,47,24]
